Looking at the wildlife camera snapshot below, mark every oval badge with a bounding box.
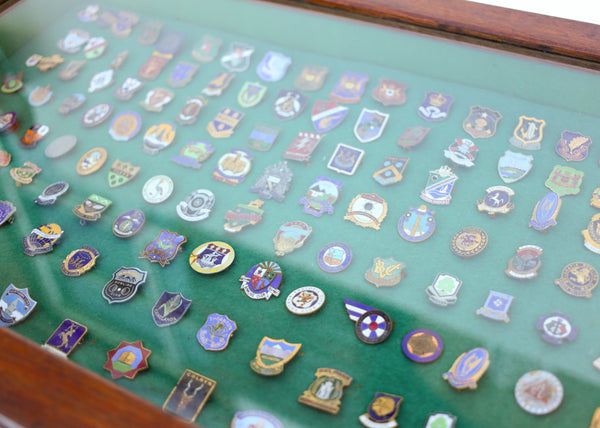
[76,147,107,175]
[113,209,145,238]
[109,111,142,141]
[189,241,235,274]
[81,102,113,127]
[142,175,174,204]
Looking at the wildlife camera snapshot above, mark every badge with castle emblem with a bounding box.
[298,368,352,414]
[354,108,389,143]
[61,246,99,277]
[10,161,41,186]
[443,138,478,167]
[329,71,369,104]
[167,61,198,88]
[22,223,63,256]
[237,81,267,108]
[510,116,545,150]
[171,140,214,169]
[139,230,186,267]
[108,160,140,188]
[497,150,533,183]
[462,106,502,138]
[295,65,328,91]
[102,267,147,304]
[505,245,543,280]
[528,191,561,231]
[373,155,409,186]
[240,261,283,300]
[207,107,244,138]
[224,199,265,233]
[282,131,324,162]
[0,284,37,327]
[72,194,112,225]
[152,291,192,327]
[273,89,308,121]
[582,213,600,254]
[327,143,365,176]
[417,91,453,122]
[109,111,142,141]
[476,186,515,217]
[372,78,407,106]
[43,319,87,357]
[555,130,592,161]
[250,337,301,376]
[201,71,235,96]
[426,273,462,306]
[442,348,489,390]
[256,51,291,82]
[143,122,176,155]
[359,392,403,428]
[212,148,253,186]
[192,35,222,62]
[397,126,431,151]
[189,241,235,274]
[175,95,207,125]
[555,262,598,298]
[197,313,237,351]
[398,205,436,242]
[162,370,216,423]
[311,100,348,132]
[104,340,151,380]
[476,290,514,323]
[420,166,458,205]
[298,176,343,217]
[344,193,388,230]
[544,165,583,196]
[249,161,293,201]
[220,41,254,72]
[364,257,406,288]
[273,221,312,256]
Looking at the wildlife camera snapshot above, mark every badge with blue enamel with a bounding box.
[444,138,478,167]
[329,71,369,104]
[171,140,214,169]
[476,290,514,323]
[273,89,308,121]
[417,91,453,122]
[344,299,394,344]
[0,284,37,326]
[61,246,99,277]
[152,291,191,327]
[311,100,348,132]
[0,201,16,226]
[206,107,244,138]
[238,81,267,108]
[28,85,53,106]
[140,230,186,267]
[497,150,533,184]
[327,143,365,176]
[556,130,592,162]
[510,116,545,150]
[273,221,312,256]
[373,155,409,186]
[462,105,502,139]
[108,111,142,142]
[167,61,198,88]
[240,261,283,300]
[476,186,515,217]
[212,148,253,186]
[256,51,291,82]
[43,319,87,357]
[537,312,578,345]
[23,223,63,256]
[298,176,343,216]
[582,213,600,255]
[113,209,145,238]
[113,77,144,101]
[318,242,352,273]
[398,205,436,242]
[189,241,235,274]
[197,313,237,351]
[359,392,403,428]
[102,267,147,304]
[528,191,561,231]
[34,182,69,205]
[420,166,458,205]
[247,123,281,151]
[443,348,489,390]
[250,337,301,376]
[354,108,389,143]
[505,245,543,280]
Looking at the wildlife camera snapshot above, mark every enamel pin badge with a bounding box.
[113,209,145,238]
[250,337,301,376]
[197,313,237,351]
[373,155,409,186]
[256,51,291,82]
[249,161,293,201]
[311,100,348,132]
[462,106,502,138]
[108,160,140,188]
[139,230,186,267]
[295,64,329,91]
[0,151,10,167]
[590,187,600,209]
[36,55,64,72]
[113,76,144,101]
[77,4,98,21]
[224,199,265,233]
[19,124,49,149]
[167,61,198,88]
[61,246,99,277]
[138,20,162,45]
[273,221,312,256]
[476,290,514,323]
[372,78,407,106]
[109,111,142,141]
[175,95,208,125]
[23,223,63,256]
[34,182,69,205]
[544,165,583,196]
[402,329,444,364]
[505,245,543,280]
[28,85,53,106]
[81,103,113,127]
[88,69,114,93]
[201,71,235,96]
[247,123,281,151]
[528,192,561,231]
[140,88,174,112]
[443,348,489,390]
[58,93,86,115]
[84,36,107,59]
[329,71,369,104]
[45,135,77,159]
[282,131,324,162]
[0,201,16,227]
[104,340,151,380]
[515,371,563,416]
[221,42,254,72]
[450,227,488,258]
[10,161,41,186]
[498,150,533,183]
[327,143,365,175]
[536,312,578,345]
[143,122,176,155]
[142,175,174,204]
[510,116,545,150]
[162,370,216,423]
[425,414,457,428]
[426,273,462,306]
[298,176,343,217]
[171,141,214,168]
[398,205,436,242]
[206,107,244,138]
[58,60,85,81]
[343,299,394,344]
[555,130,592,161]
[318,242,352,273]
[176,189,215,222]
[110,51,128,70]
[189,241,235,274]
[582,213,600,254]
[364,257,406,288]
[286,286,326,315]
[273,89,308,121]
[213,148,253,186]
[102,267,147,304]
[344,193,388,230]
[240,261,283,300]
[0,284,37,326]
[57,28,90,53]
[354,108,389,143]
[443,138,478,167]
[420,166,458,205]
[152,291,192,327]
[298,368,352,414]
[555,262,598,298]
[417,91,453,122]
[476,186,515,217]
[1,71,24,93]
[359,393,403,428]
[0,112,17,132]
[231,411,284,428]
[43,319,87,357]
[72,194,112,225]
[192,35,222,62]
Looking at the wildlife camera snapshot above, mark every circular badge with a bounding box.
[189,241,235,274]
[109,111,142,141]
[515,370,563,415]
[450,226,488,258]
[398,205,436,242]
[142,175,174,204]
[355,310,393,345]
[231,410,284,428]
[176,189,215,222]
[45,135,77,159]
[401,329,443,363]
[285,286,326,315]
[76,147,107,175]
[112,209,145,238]
[81,102,113,127]
[317,242,352,273]
[536,312,578,345]
[554,261,598,298]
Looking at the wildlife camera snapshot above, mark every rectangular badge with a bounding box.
[163,369,217,423]
[43,319,87,357]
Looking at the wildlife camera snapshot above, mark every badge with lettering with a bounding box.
[197,314,237,351]
[58,60,86,81]
[365,257,406,287]
[88,69,114,93]
[498,150,533,183]
[311,100,348,132]
[372,78,407,106]
[298,368,352,414]
[10,161,41,185]
[462,106,502,138]
[221,42,254,72]
[344,193,388,230]
[34,181,69,205]
[250,337,301,376]
[96,10,117,28]
[138,20,162,45]
[0,201,16,227]
[104,340,151,380]
[102,267,147,304]
[192,35,222,62]
[398,205,436,242]
[81,103,113,127]
[206,107,244,138]
[0,112,17,133]
[442,348,489,390]
[43,319,87,357]
[19,124,49,149]
[298,176,343,217]
[171,140,214,169]
[175,95,207,125]
[420,166,458,205]
[247,123,281,151]
[256,51,291,82]
[373,155,409,186]
[397,126,430,151]
[109,111,142,142]
[152,291,191,327]
[162,370,216,423]
[138,55,169,80]
[426,273,462,306]
[556,130,592,161]
[28,85,53,106]
[476,290,514,323]
[143,122,176,155]
[555,262,598,298]
[237,81,267,108]
[444,138,478,167]
[72,194,112,225]
[76,148,107,175]
[58,93,86,115]
[536,312,579,345]
[140,88,174,112]
[57,29,90,53]
[113,76,144,101]
[285,286,326,315]
[354,108,389,143]
[61,246,100,276]
[544,165,583,196]
[140,230,186,267]
[212,148,253,186]
[113,209,145,238]
[240,261,283,301]
[249,161,293,201]
[36,55,64,72]
[510,116,545,150]
[189,241,235,274]
[583,213,600,255]
[224,199,265,233]
[1,71,23,94]
[22,223,63,256]
[108,160,140,188]
[417,91,453,122]
[327,143,365,176]
[528,191,561,231]
[505,245,543,280]
[273,89,308,121]
[318,242,352,273]
[295,64,328,91]
[0,284,37,326]
[167,61,198,88]
[282,131,324,162]
[176,190,215,222]
[84,36,108,59]
[201,71,235,96]
[450,227,488,259]
[110,51,128,70]
[359,392,403,428]
[329,71,369,104]
[273,221,312,256]
[476,186,515,217]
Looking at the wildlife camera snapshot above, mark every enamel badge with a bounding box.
[298,176,343,217]
[450,227,488,258]
[139,230,186,267]
[137,52,171,80]
[372,78,407,106]
[197,313,237,351]
[175,95,207,125]
[273,89,308,121]
[34,181,69,205]
[142,175,174,204]
[298,368,352,414]
[583,213,600,254]
[443,138,478,167]
[537,313,578,345]
[104,340,151,380]
[43,319,87,357]
[476,186,515,217]
[318,242,352,273]
[420,165,458,205]
[81,103,113,127]
[140,88,174,112]
[273,221,312,256]
[221,42,254,72]
[1,71,23,93]
[250,337,301,376]
[138,20,162,45]
[505,245,543,280]
[109,111,142,141]
[10,161,41,185]
[171,140,214,168]
[213,148,253,186]
[417,91,453,122]
[354,108,389,143]
[0,151,9,167]
[189,241,235,274]
[36,55,64,72]
[240,261,283,300]
[476,290,514,323]
[102,267,147,304]
[344,193,388,230]
[498,150,533,183]
[238,81,267,108]
[58,93,86,115]
[282,131,324,162]
[256,51,291,82]
[19,124,49,149]
[224,199,265,233]
[61,246,99,277]
[201,71,235,96]
[152,291,192,327]
[88,69,114,93]
[72,194,112,225]
[462,106,502,138]
[0,112,17,132]
[329,71,369,104]
[327,143,365,175]
[295,64,328,91]
[0,284,36,326]
[555,262,598,298]
[311,100,348,132]
[373,155,409,186]
[113,209,145,238]
[110,51,128,69]
[231,411,284,428]
[192,35,222,62]
[544,165,583,196]
[398,205,436,242]
[591,187,600,209]
[359,392,403,428]
[206,107,244,138]
[108,160,140,188]
[176,189,215,222]
[162,370,216,423]
[442,348,489,390]
[528,191,561,231]
[23,223,63,256]
[28,84,53,106]
[84,36,107,59]
[113,76,144,101]
[425,413,457,428]
[247,123,281,151]
[78,5,98,21]
[426,273,462,306]
[402,329,444,364]
[556,130,592,161]
[167,61,198,88]
[249,161,293,201]
[510,116,545,150]
[143,122,176,155]
[0,201,16,226]
[364,257,406,288]
[286,286,326,315]
[515,371,564,416]
[58,60,85,81]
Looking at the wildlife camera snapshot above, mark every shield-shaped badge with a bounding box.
[420,166,458,205]
[155,30,185,57]
[273,89,308,121]
[192,35,222,63]
[556,130,592,162]
[256,51,291,82]
[327,143,365,176]
[171,140,214,169]
[298,176,343,217]
[250,337,301,376]
[371,78,407,106]
[544,165,584,196]
[509,116,546,150]
[373,156,409,186]
[152,291,192,327]
[201,71,235,96]
[108,159,140,188]
[273,221,312,256]
[476,290,514,323]
[462,105,502,138]
[138,20,162,45]
[329,71,369,104]
[354,108,389,143]
[197,313,237,351]
[247,123,281,151]
[102,267,147,304]
[72,194,112,224]
[237,81,267,108]
[0,284,37,326]
[0,201,17,226]
[359,392,403,428]
[139,230,186,267]
[311,100,348,132]
[497,150,533,183]
[114,76,144,101]
[249,161,293,201]
[175,95,208,126]
[167,61,198,88]
[417,91,453,122]
[426,273,462,306]
[295,65,328,91]
[206,107,244,138]
[240,261,283,300]
[138,55,169,80]
[224,199,265,233]
[282,131,324,162]
[220,42,254,72]
[397,126,430,151]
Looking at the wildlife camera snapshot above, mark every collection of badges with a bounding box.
[0,3,599,426]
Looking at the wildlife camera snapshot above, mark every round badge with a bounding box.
[112,209,145,238]
[515,370,563,415]
[401,329,443,363]
[189,241,235,274]
[285,286,326,315]
[142,175,174,204]
[109,111,142,141]
[536,312,578,345]
[76,147,107,175]
[176,189,215,222]
[45,135,77,159]
[231,410,284,428]
[81,102,113,127]
[555,261,598,298]
[398,205,436,242]
[355,310,393,345]
[450,226,488,258]
[317,242,352,273]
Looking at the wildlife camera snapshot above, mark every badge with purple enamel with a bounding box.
[298,176,343,216]
[23,223,63,256]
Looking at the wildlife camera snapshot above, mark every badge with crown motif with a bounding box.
[417,91,453,122]
[152,291,192,327]
[329,71,369,104]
